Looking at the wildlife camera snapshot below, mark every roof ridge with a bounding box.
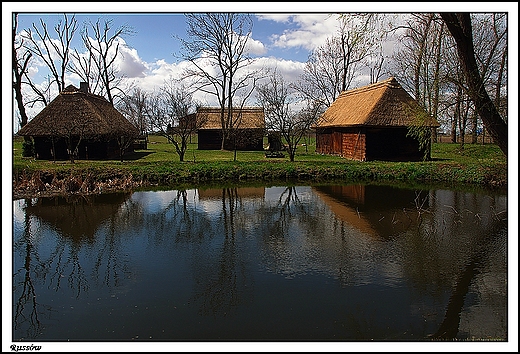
[198,106,264,111]
[60,88,109,103]
[339,77,400,98]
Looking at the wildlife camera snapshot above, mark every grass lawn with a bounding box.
[12,134,507,197]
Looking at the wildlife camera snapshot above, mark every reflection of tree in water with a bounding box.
[116,188,251,317]
[426,195,508,340]
[190,188,256,317]
[137,189,213,243]
[13,205,52,340]
[13,193,132,339]
[302,184,507,339]
[255,186,334,277]
[389,189,508,339]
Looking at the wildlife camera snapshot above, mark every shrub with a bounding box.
[22,139,34,157]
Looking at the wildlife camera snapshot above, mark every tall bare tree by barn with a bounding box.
[440,13,508,156]
[390,14,449,144]
[469,13,508,144]
[147,80,203,162]
[117,87,149,141]
[294,14,386,113]
[12,13,32,139]
[79,18,134,105]
[22,14,78,95]
[257,69,321,162]
[179,13,260,150]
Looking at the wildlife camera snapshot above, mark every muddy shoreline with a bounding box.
[12,165,507,200]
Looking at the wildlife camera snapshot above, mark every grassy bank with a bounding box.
[12,134,507,199]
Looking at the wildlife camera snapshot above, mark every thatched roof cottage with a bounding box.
[314,77,440,161]
[191,107,265,150]
[18,83,139,160]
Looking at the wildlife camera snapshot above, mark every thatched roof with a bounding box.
[314,77,440,128]
[196,107,265,130]
[18,84,139,137]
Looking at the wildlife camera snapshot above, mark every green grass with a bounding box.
[12,134,507,197]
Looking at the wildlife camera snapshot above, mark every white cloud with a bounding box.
[117,40,148,78]
[269,14,339,51]
[121,59,183,93]
[256,14,294,23]
[246,36,267,56]
[253,57,305,83]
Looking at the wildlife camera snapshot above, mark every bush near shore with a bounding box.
[12,134,507,199]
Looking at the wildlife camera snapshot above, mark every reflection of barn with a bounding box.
[17,83,139,160]
[312,184,426,238]
[314,77,440,161]
[25,193,131,242]
[197,187,266,200]
[190,107,265,150]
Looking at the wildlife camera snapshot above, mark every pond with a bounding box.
[11,183,508,346]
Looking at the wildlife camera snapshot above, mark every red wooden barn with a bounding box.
[314,77,440,161]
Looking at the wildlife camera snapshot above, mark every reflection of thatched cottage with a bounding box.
[314,77,440,161]
[191,107,265,150]
[18,83,139,160]
[25,193,131,241]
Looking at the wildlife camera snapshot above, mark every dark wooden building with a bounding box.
[17,83,139,160]
[193,107,265,150]
[314,77,440,161]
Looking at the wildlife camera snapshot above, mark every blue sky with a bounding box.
[13,12,314,64]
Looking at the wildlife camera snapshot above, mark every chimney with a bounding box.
[79,82,89,93]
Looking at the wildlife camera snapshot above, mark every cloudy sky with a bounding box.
[5,3,516,127]
[12,11,342,98]
[4,1,518,149]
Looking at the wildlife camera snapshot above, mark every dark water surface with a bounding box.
[12,183,508,342]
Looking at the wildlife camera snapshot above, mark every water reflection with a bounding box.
[12,184,507,341]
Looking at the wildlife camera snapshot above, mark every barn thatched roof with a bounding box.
[314,77,440,128]
[18,84,139,137]
[196,107,265,130]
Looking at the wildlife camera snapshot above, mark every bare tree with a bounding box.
[12,13,32,136]
[179,13,259,150]
[257,70,321,162]
[22,14,78,94]
[368,44,387,84]
[440,13,507,156]
[470,13,508,144]
[80,18,134,105]
[69,45,100,94]
[117,87,149,138]
[147,80,204,162]
[294,14,386,113]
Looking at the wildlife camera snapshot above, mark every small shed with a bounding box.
[18,83,139,160]
[314,77,440,161]
[194,107,265,150]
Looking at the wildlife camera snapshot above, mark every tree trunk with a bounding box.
[13,13,31,140]
[471,111,478,144]
[431,21,444,144]
[440,13,507,156]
